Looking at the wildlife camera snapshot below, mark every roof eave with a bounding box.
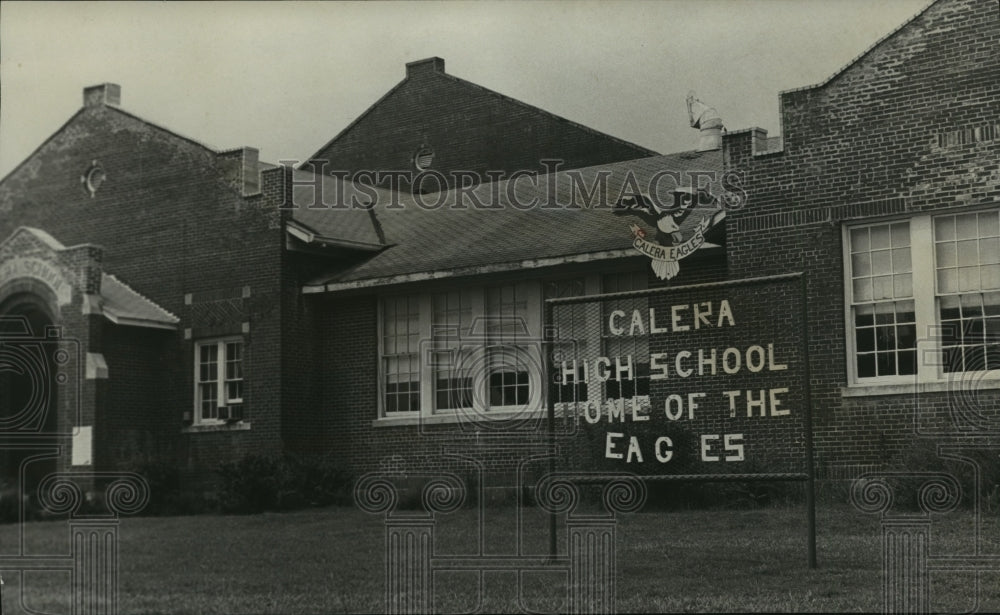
[285,221,384,252]
[101,309,179,330]
[302,242,726,295]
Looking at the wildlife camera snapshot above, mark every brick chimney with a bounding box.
[406,57,445,78]
[83,83,121,108]
[218,147,261,196]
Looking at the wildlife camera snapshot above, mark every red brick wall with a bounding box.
[0,102,289,479]
[309,253,728,481]
[722,0,1000,475]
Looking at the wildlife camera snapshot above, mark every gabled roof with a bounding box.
[0,102,220,189]
[303,149,726,293]
[305,57,658,166]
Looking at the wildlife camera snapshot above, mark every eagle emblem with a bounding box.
[613,188,716,280]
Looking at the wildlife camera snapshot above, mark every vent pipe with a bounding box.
[687,91,723,151]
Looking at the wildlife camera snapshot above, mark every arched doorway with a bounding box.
[0,293,60,490]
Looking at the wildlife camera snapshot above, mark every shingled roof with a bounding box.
[302,149,726,293]
[286,168,387,249]
[98,274,179,329]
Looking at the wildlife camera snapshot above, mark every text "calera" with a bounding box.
[608,299,734,336]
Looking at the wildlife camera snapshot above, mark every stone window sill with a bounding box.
[841,379,1000,398]
[373,407,572,428]
[181,421,251,433]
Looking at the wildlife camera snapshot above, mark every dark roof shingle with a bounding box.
[303,149,726,290]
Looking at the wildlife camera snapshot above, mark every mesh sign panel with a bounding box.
[547,274,810,479]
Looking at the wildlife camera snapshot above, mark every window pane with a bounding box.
[957,214,978,240]
[893,274,912,298]
[960,267,980,292]
[940,295,961,318]
[871,251,892,275]
[891,248,911,273]
[876,352,896,377]
[891,223,910,247]
[200,345,217,363]
[938,268,958,293]
[965,345,986,371]
[850,227,870,253]
[855,304,875,327]
[857,354,876,378]
[897,323,916,352]
[898,350,917,375]
[856,328,875,352]
[851,253,871,277]
[958,240,979,267]
[985,292,1000,316]
[870,225,891,250]
[935,216,955,241]
[226,381,242,402]
[853,278,873,302]
[937,242,957,267]
[873,276,894,300]
[980,238,1000,265]
[980,211,1000,238]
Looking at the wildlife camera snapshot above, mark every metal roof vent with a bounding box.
[687,92,723,152]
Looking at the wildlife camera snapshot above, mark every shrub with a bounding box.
[129,460,214,516]
[217,453,351,514]
[891,439,1000,510]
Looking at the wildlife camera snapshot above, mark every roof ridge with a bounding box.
[0,108,86,186]
[108,105,221,155]
[304,62,661,165]
[435,70,659,156]
[304,77,410,166]
[0,102,232,188]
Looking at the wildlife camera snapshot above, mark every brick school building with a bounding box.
[0,0,996,490]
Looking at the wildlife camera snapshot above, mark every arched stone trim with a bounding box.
[0,279,61,326]
[0,257,74,307]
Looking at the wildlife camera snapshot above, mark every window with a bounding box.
[379,282,543,419]
[431,290,475,411]
[935,212,1000,372]
[546,279,590,404]
[195,338,244,423]
[602,271,650,399]
[382,295,421,414]
[485,284,533,408]
[847,221,916,379]
[844,209,1000,384]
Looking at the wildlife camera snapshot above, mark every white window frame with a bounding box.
[546,276,600,412]
[377,277,605,422]
[193,337,245,425]
[600,271,652,406]
[843,209,1000,389]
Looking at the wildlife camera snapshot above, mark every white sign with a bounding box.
[72,425,93,466]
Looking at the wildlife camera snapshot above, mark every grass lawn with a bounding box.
[1,502,998,613]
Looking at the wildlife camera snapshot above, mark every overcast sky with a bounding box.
[0,0,930,178]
